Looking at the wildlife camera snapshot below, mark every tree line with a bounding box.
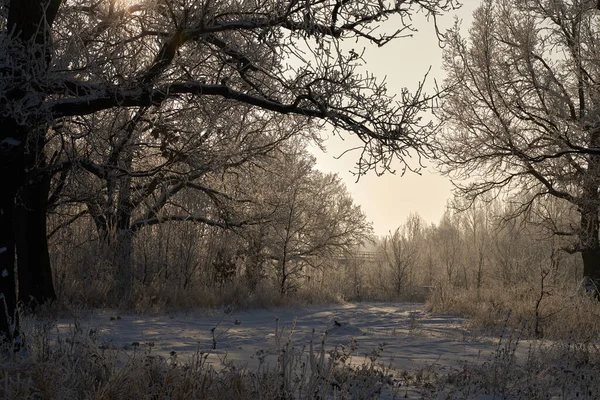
[50,138,373,306]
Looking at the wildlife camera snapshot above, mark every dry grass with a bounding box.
[57,266,430,316]
[427,282,600,341]
[416,332,600,399]
[58,275,346,315]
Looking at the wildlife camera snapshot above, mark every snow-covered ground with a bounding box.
[43,302,600,398]
[57,302,504,373]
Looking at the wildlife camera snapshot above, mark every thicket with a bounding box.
[48,139,375,311]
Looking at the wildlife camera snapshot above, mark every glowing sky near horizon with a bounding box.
[309,2,479,237]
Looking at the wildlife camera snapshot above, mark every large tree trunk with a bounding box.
[580,123,600,297]
[0,187,19,344]
[16,174,56,307]
[0,119,27,344]
[0,0,64,342]
[581,248,600,290]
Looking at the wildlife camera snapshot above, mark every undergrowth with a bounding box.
[427,283,600,341]
[420,327,600,399]
[2,303,600,399]
[4,279,600,400]
[0,312,405,399]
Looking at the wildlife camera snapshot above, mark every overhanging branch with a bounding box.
[48,82,324,118]
[130,214,254,232]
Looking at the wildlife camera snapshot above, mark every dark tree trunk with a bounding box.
[15,121,56,308]
[0,0,64,341]
[0,119,27,344]
[87,198,134,304]
[0,190,19,343]
[580,123,600,297]
[245,231,266,291]
[88,211,134,305]
[280,260,288,296]
[16,174,56,307]
[581,248,600,290]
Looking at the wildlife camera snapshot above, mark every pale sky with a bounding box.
[309,2,479,237]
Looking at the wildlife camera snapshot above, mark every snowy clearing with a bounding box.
[58,302,503,372]
[9,302,594,398]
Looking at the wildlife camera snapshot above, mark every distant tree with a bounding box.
[454,197,492,292]
[0,0,459,342]
[343,251,369,301]
[437,0,600,295]
[379,213,423,297]
[240,144,373,294]
[433,210,464,287]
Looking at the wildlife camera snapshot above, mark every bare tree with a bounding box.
[48,100,308,300]
[436,0,600,295]
[380,213,423,297]
[434,210,464,287]
[454,197,492,292]
[240,143,372,295]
